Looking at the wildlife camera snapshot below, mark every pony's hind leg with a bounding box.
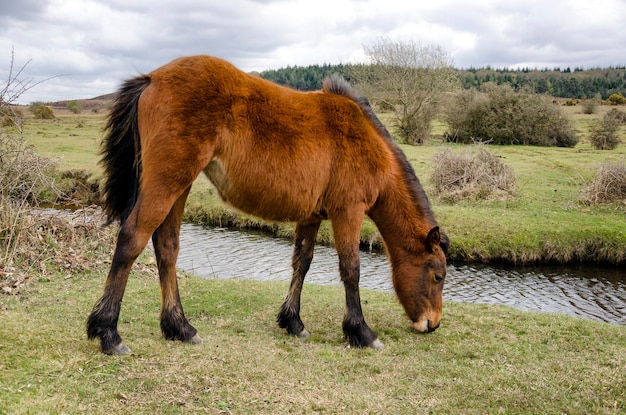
[87,182,195,354]
[87,206,156,355]
[152,186,201,344]
[277,220,321,337]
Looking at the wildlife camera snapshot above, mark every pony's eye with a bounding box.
[434,274,444,283]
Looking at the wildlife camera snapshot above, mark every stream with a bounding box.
[175,223,625,325]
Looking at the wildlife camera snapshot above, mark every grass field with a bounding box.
[1,260,624,414]
[18,104,626,265]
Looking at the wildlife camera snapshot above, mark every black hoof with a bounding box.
[343,320,380,349]
[277,305,307,337]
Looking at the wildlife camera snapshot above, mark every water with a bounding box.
[176,223,626,325]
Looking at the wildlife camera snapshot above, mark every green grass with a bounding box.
[1,263,624,414]
[21,113,106,175]
[403,141,626,263]
[19,107,626,264]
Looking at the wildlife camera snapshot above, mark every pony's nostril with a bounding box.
[427,320,440,333]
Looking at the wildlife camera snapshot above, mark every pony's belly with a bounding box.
[203,159,320,222]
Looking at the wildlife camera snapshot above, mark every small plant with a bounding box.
[589,113,622,150]
[580,159,626,205]
[431,144,516,202]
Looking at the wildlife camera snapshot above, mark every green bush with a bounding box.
[443,86,579,147]
[67,100,82,114]
[589,113,622,150]
[29,102,55,119]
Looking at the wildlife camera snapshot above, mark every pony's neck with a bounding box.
[368,173,436,261]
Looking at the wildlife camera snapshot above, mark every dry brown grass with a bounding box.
[0,207,115,295]
[580,159,626,205]
[431,144,516,202]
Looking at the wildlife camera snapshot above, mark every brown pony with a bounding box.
[87,55,449,355]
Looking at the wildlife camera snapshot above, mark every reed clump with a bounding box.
[580,159,626,205]
[431,144,516,202]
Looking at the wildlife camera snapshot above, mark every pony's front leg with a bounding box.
[332,211,384,349]
[87,217,151,355]
[152,188,201,345]
[277,220,321,337]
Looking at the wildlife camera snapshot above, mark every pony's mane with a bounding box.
[322,75,437,225]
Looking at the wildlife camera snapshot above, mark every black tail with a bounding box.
[100,75,151,225]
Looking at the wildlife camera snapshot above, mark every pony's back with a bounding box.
[143,55,396,223]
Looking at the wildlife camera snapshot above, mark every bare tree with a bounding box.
[350,37,459,145]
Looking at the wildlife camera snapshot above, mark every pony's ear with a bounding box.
[439,231,450,256]
[426,226,441,253]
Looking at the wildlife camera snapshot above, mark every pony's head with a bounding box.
[321,73,450,334]
[392,226,449,333]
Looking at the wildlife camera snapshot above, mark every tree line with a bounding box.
[260,64,626,99]
[258,63,353,92]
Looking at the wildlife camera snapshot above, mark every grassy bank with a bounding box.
[1,261,624,414]
[19,107,626,265]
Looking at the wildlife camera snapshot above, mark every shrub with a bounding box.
[1,106,22,127]
[1,122,60,267]
[581,99,598,114]
[67,100,82,114]
[580,159,626,205]
[397,104,438,145]
[607,93,626,105]
[58,170,100,205]
[431,144,516,202]
[29,102,55,119]
[589,113,622,150]
[606,108,626,125]
[443,86,579,147]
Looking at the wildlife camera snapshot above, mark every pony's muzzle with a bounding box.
[412,317,441,333]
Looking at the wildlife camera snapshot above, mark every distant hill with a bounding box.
[44,93,116,113]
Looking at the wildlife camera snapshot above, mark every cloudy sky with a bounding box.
[1,0,625,103]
